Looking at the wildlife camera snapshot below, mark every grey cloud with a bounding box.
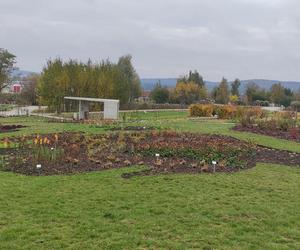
[0,0,299,81]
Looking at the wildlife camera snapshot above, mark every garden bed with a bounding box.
[0,125,26,133]
[107,125,158,131]
[1,131,299,177]
[233,125,300,142]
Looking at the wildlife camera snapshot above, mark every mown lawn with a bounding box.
[0,112,300,249]
[0,164,299,249]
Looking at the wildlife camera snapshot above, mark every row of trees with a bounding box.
[0,49,142,111]
[245,82,295,107]
[1,48,299,108]
[150,72,300,107]
[150,71,208,105]
[39,55,141,112]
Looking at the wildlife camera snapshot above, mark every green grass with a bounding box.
[1,112,300,152]
[0,164,299,249]
[0,112,300,249]
[0,104,14,112]
[120,110,188,121]
[0,116,107,139]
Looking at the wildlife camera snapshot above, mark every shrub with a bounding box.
[189,104,266,124]
[275,111,294,120]
[189,104,213,117]
[257,119,277,130]
[254,100,269,107]
[277,118,294,131]
[213,105,237,119]
[237,107,265,127]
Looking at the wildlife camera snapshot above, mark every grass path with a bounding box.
[0,164,300,249]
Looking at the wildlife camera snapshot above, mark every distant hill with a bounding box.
[141,78,300,93]
[11,69,36,79]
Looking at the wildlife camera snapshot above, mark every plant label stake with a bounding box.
[36,164,42,175]
[155,153,160,163]
[212,161,217,173]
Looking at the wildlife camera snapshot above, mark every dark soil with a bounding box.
[1,132,299,177]
[0,125,26,133]
[108,126,157,131]
[233,125,300,142]
[122,146,300,178]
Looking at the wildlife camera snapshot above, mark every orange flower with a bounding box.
[54,134,59,142]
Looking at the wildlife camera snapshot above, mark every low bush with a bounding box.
[189,104,264,121]
[213,105,237,119]
[257,119,276,130]
[237,107,266,127]
[189,104,213,117]
[239,110,296,132]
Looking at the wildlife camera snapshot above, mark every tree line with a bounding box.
[150,72,300,107]
[39,55,141,112]
[1,48,300,109]
[0,49,142,111]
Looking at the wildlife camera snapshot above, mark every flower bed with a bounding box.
[0,125,26,133]
[233,111,300,142]
[1,131,299,176]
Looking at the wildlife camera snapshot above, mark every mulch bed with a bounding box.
[233,125,300,142]
[108,126,157,131]
[0,125,26,133]
[1,132,299,177]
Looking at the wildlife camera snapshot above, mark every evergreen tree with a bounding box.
[177,70,205,87]
[150,81,170,103]
[245,82,268,104]
[231,78,241,96]
[215,78,230,104]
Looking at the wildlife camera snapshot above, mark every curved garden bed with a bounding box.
[1,131,299,176]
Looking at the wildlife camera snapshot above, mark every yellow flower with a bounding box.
[54,134,59,142]
[3,138,10,148]
[34,138,38,145]
[44,137,48,144]
[39,138,43,145]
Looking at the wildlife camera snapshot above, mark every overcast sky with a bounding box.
[1,0,300,81]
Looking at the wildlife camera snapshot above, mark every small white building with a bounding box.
[64,96,119,120]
